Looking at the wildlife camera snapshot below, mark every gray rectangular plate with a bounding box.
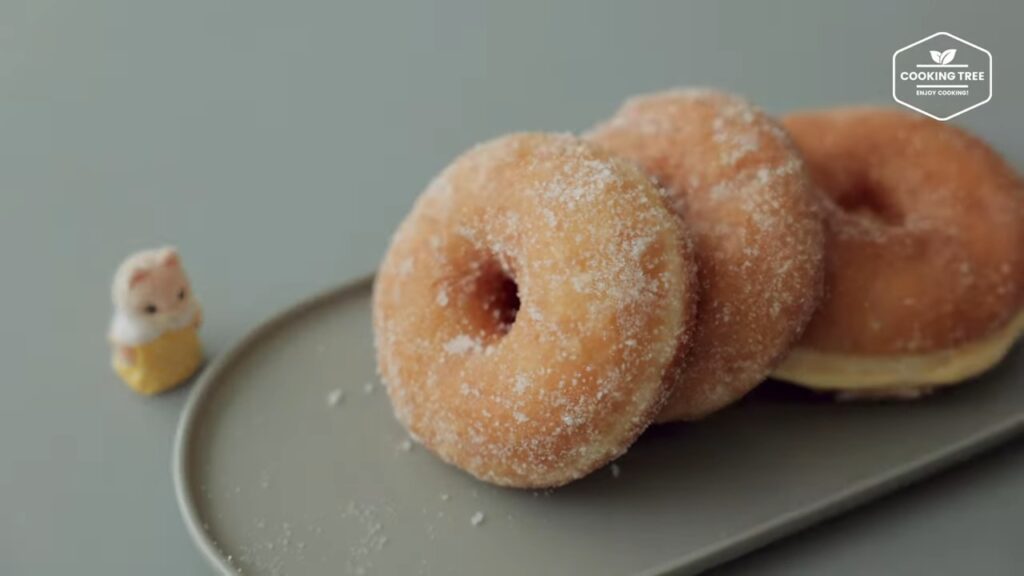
[175,277,1024,576]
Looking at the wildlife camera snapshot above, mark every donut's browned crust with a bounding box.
[587,89,825,421]
[780,108,1024,373]
[373,133,697,488]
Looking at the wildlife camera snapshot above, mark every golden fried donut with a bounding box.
[587,89,825,421]
[373,133,697,488]
[773,107,1024,395]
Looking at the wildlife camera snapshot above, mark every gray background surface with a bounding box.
[1,1,1020,574]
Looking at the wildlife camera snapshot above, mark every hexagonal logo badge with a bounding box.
[893,32,992,121]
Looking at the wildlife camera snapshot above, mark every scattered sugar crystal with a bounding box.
[436,289,449,307]
[470,511,485,526]
[363,382,375,394]
[610,463,621,479]
[630,235,653,258]
[398,439,413,452]
[513,374,531,394]
[541,208,558,226]
[444,334,482,355]
[326,389,345,406]
[440,493,449,501]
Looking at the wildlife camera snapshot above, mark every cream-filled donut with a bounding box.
[774,107,1024,396]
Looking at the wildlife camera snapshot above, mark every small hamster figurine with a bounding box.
[108,246,203,395]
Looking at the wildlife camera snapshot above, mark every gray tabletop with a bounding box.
[2,1,1021,574]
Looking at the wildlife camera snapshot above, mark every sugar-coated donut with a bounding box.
[587,89,825,421]
[373,133,697,488]
[773,107,1024,395]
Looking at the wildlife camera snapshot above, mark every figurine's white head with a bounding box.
[111,246,198,340]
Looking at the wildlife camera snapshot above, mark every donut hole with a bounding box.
[833,182,904,225]
[468,261,520,340]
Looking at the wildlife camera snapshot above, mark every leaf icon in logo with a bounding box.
[930,50,944,64]
[940,48,957,64]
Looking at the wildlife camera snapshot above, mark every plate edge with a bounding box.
[171,276,1023,576]
[172,274,376,575]
[639,412,1024,576]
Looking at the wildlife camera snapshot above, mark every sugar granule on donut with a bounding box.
[586,88,826,422]
[373,132,698,488]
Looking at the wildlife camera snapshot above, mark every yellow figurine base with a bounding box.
[114,325,203,395]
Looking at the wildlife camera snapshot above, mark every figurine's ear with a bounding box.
[161,247,180,268]
[128,268,151,288]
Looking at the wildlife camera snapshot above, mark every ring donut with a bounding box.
[587,89,825,421]
[773,107,1024,396]
[373,133,697,487]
